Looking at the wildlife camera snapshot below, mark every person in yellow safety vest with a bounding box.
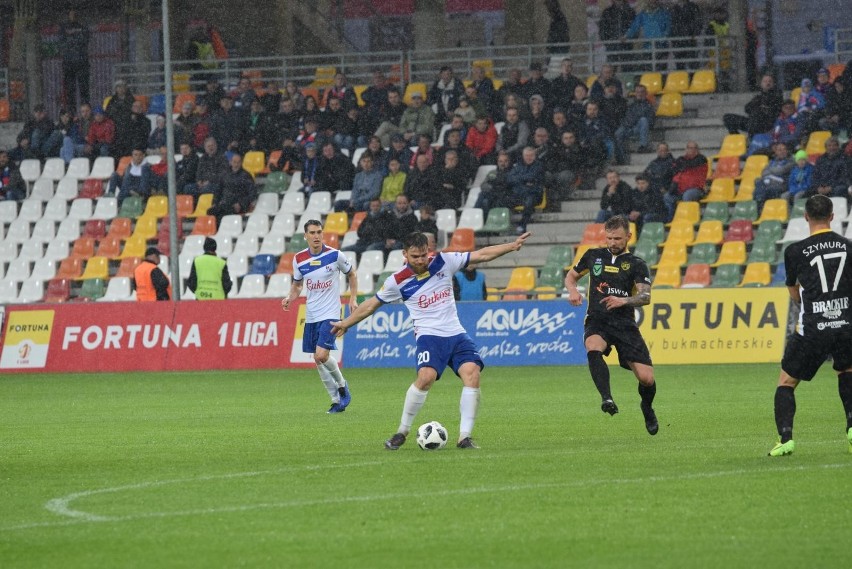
[135,246,172,301]
[186,237,232,300]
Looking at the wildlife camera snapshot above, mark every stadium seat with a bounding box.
[232,235,260,258]
[733,177,755,202]
[656,242,687,268]
[130,216,158,241]
[77,277,106,301]
[19,239,44,262]
[756,199,788,224]
[280,191,305,215]
[226,255,249,279]
[701,202,729,225]
[42,198,68,222]
[789,199,807,219]
[714,134,747,159]
[116,156,133,177]
[739,154,768,182]
[403,82,427,105]
[662,221,695,247]
[106,217,133,241]
[89,157,115,180]
[740,262,771,287]
[142,196,169,218]
[30,178,54,201]
[31,218,56,243]
[805,130,831,160]
[248,254,276,276]
[98,276,132,302]
[95,235,122,259]
[120,236,148,259]
[56,257,83,279]
[115,257,142,278]
[457,208,484,232]
[753,220,784,244]
[747,240,777,264]
[80,179,105,200]
[779,218,809,243]
[359,251,385,275]
[55,217,82,241]
[580,223,607,246]
[216,215,244,239]
[286,233,307,253]
[118,196,144,219]
[67,198,94,221]
[264,273,292,298]
[41,158,66,181]
[0,240,18,263]
[92,197,118,221]
[444,228,475,252]
[233,274,265,298]
[636,221,665,247]
[639,72,663,95]
[4,258,31,282]
[435,209,457,234]
[633,240,659,266]
[663,71,690,93]
[0,200,18,223]
[545,245,574,268]
[65,157,91,180]
[190,194,214,218]
[653,264,681,288]
[688,242,718,265]
[730,201,758,223]
[711,155,741,180]
[471,165,497,189]
[70,237,96,260]
[43,241,69,263]
[480,207,511,234]
[711,264,741,287]
[17,199,42,222]
[262,171,289,194]
[349,211,367,233]
[324,212,349,236]
[670,201,701,226]
[242,151,266,178]
[270,212,296,238]
[702,178,735,202]
[0,279,19,304]
[356,266,374,295]
[685,69,716,93]
[830,197,849,220]
[252,193,280,217]
[18,277,45,303]
[692,221,724,246]
[462,187,482,210]
[242,214,270,240]
[189,215,217,237]
[276,252,296,275]
[19,159,41,190]
[501,267,536,297]
[656,92,683,117]
[537,264,565,290]
[44,278,72,303]
[713,241,746,266]
[681,263,711,288]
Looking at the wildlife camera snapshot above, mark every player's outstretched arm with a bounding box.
[331,296,382,336]
[347,270,359,312]
[468,232,531,265]
[565,268,585,306]
[281,280,304,311]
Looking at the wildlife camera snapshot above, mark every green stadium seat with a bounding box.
[636,221,665,247]
[538,264,565,289]
[544,245,573,268]
[77,277,106,301]
[634,240,659,267]
[730,200,758,223]
[702,201,730,224]
[480,207,511,234]
[263,171,289,194]
[711,264,742,287]
[286,233,308,252]
[118,196,144,219]
[753,220,784,244]
[747,240,777,264]
[790,199,807,219]
[688,243,718,265]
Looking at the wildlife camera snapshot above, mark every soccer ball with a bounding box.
[416,421,448,450]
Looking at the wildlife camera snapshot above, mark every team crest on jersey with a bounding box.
[621,261,630,271]
[592,259,603,276]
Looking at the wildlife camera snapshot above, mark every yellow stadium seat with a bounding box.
[653,264,681,288]
[790,87,802,105]
[733,179,755,202]
[712,241,747,267]
[534,286,558,300]
[655,242,688,268]
[662,221,695,247]
[804,130,831,157]
[191,194,214,218]
[628,222,638,247]
[685,70,716,94]
[640,73,663,95]
[472,59,494,77]
[492,79,503,90]
[353,85,367,106]
[403,82,427,105]
[739,154,768,182]
[172,73,190,93]
[663,71,690,93]
[323,212,349,237]
[142,195,169,218]
[503,266,536,292]
[740,262,771,287]
[310,66,336,88]
[585,75,598,88]
[79,256,109,280]
[693,220,724,245]
[131,216,158,241]
[120,235,148,259]
[102,95,112,110]
[756,199,789,224]
[242,151,266,178]
[670,201,701,226]
[486,287,500,301]
[656,92,683,117]
[702,178,736,202]
[714,134,747,159]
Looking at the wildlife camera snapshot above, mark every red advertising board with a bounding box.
[0,299,327,373]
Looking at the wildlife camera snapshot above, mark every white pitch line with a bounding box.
[0,461,847,533]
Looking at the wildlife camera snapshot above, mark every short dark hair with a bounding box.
[805,195,833,222]
[402,232,429,250]
[303,219,323,232]
[604,215,630,233]
[635,173,649,183]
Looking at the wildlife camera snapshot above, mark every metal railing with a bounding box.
[113,34,727,98]
[835,28,852,63]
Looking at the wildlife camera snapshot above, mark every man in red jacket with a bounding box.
[663,141,708,221]
[465,116,498,165]
[85,107,115,158]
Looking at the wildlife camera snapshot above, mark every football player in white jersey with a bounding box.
[283,220,359,413]
[332,230,530,449]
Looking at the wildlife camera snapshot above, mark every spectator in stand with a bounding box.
[551,58,583,110]
[361,70,393,134]
[394,91,435,148]
[301,96,322,130]
[599,0,636,68]
[416,204,439,237]
[284,80,305,110]
[299,143,320,196]
[315,141,354,195]
[342,198,391,256]
[723,73,783,136]
[495,106,529,161]
[404,153,437,209]
[589,64,624,100]
[19,104,62,159]
[545,130,584,201]
[75,102,94,151]
[453,265,487,301]
[624,0,672,71]
[175,142,199,198]
[500,68,526,102]
[148,115,167,154]
[522,62,552,104]
[57,108,82,164]
[432,150,468,210]
[119,99,151,155]
[325,72,358,111]
[386,133,414,174]
[201,78,226,110]
[271,134,301,175]
[210,95,243,154]
[795,78,826,136]
[454,96,477,125]
[670,0,703,70]
[787,150,814,204]
[409,133,434,170]
[149,145,169,194]
[596,79,628,143]
[501,93,528,123]
[627,173,666,233]
[274,97,302,144]
[208,153,257,225]
[815,68,832,96]
[188,137,229,200]
[338,106,362,153]
[374,89,408,147]
[59,9,90,109]
[105,79,135,157]
[380,157,407,207]
[595,169,633,222]
[231,77,257,117]
[296,118,320,154]
[8,133,39,165]
[466,115,498,165]
[753,142,795,213]
[664,141,708,220]
[531,127,555,163]
[643,142,676,193]
[381,194,419,256]
[819,79,852,135]
[174,101,197,146]
[475,151,513,212]
[569,83,590,124]
[580,101,613,164]
[427,66,463,126]
[806,137,851,198]
[527,94,549,134]
[549,109,572,145]
[470,65,495,116]
[507,147,545,234]
[318,96,346,144]
[191,99,212,151]
[615,84,655,164]
[0,150,26,201]
[771,100,800,149]
[85,107,116,158]
[441,115,468,145]
[336,154,382,213]
[436,128,476,182]
[242,99,276,154]
[259,80,282,115]
[108,148,152,206]
[463,86,488,120]
[545,0,570,52]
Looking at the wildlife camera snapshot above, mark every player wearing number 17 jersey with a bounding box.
[331,231,530,450]
[769,195,852,456]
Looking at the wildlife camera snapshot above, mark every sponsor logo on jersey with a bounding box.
[306,278,333,291]
[417,287,453,308]
[818,320,849,330]
[310,260,321,265]
[604,266,619,273]
[811,297,848,318]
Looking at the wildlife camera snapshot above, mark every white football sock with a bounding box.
[317,364,340,403]
[321,356,346,388]
[398,385,429,435]
[459,386,480,440]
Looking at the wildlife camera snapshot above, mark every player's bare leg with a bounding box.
[769,371,799,456]
[315,346,350,411]
[630,362,658,435]
[385,368,437,450]
[456,362,481,449]
[585,335,617,415]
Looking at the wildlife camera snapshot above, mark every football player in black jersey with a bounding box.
[769,195,852,456]
[564,215,659,435]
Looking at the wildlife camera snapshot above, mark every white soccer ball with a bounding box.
[416,421,448,450]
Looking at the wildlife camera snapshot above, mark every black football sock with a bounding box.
[638,381,656,408]
[774,386,796,443]
[838,372,852,430]
[587,351,612,401]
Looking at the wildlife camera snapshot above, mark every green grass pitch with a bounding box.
[0,364,849,568]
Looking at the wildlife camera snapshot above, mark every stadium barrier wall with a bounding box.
[0,288,790,373]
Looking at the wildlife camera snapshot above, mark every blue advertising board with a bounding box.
[344,300,588,368]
